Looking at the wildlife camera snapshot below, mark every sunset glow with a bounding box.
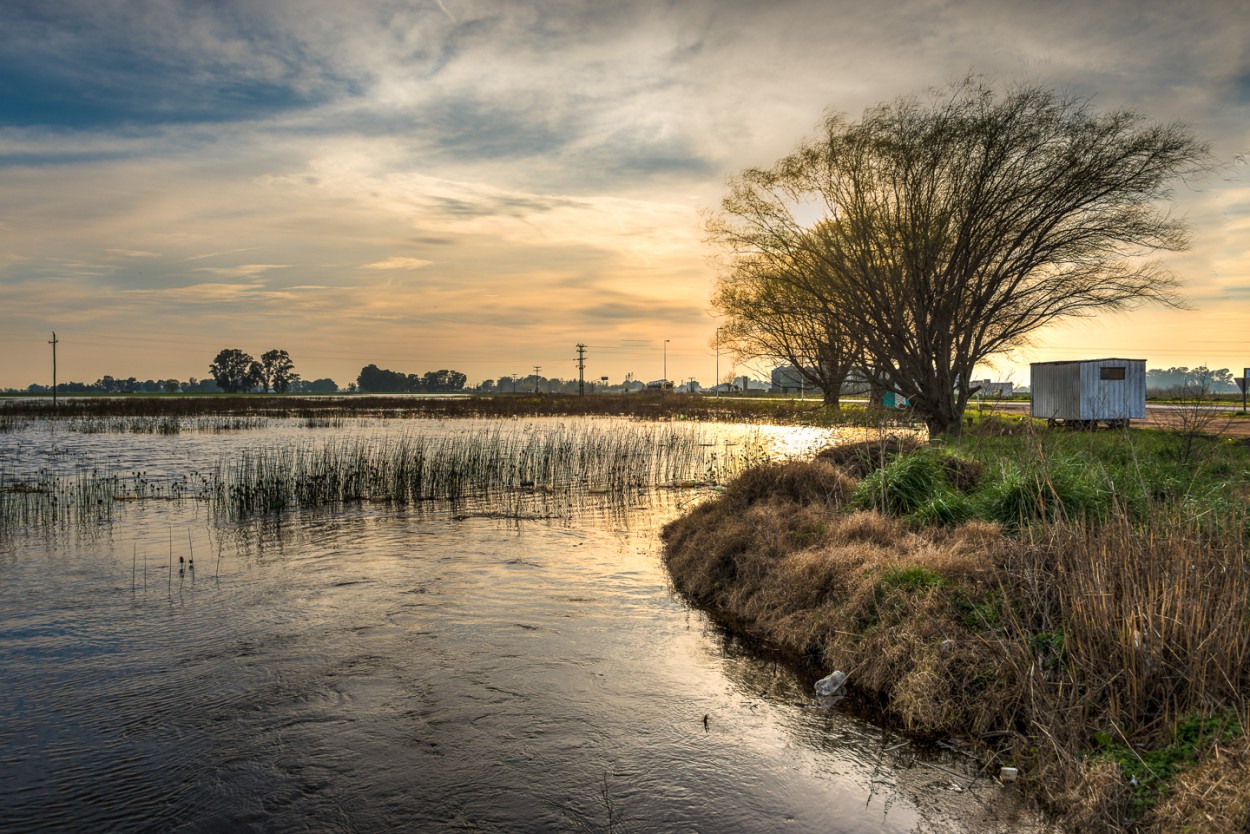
[2,1,1247,389]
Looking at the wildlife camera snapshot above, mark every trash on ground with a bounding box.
[814,670,848,696]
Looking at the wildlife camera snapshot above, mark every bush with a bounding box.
[852,452,946,515]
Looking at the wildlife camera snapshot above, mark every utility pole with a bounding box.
[663,339,670,390]
[715,327,721,399]
[576,343,586,396]
[48,332,59,409]
[532,365,541,395]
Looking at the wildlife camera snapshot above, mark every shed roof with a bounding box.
[1029,358,1145,367]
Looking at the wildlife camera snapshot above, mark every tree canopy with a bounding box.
[356,365,468,394]
[711,242,859,408]
[709,79,1208,435]
[260,349,299,394]
[209,349,256,394]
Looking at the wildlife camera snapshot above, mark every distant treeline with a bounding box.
[1145,366,1240,393]
[356,365,468,394]
[13,375,340,395]
[355,366,655,395]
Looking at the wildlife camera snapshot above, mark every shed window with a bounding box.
[1100,366,1126,380]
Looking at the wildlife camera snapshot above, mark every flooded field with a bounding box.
[0,416,1037,832]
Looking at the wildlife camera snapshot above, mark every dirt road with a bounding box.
[985,401,1250,438]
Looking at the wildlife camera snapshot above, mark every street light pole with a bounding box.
[715,328,720,399]
[663,339,670,389]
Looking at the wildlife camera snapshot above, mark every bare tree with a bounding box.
[710,79,1207,436]
[712,250,859,408]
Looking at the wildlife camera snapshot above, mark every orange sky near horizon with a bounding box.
[1,1,1247,391]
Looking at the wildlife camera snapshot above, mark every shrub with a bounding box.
[852,452,946,515]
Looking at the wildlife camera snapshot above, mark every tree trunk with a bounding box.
[869,381,886,408]
[921,393,965,438]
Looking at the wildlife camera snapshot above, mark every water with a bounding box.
[0,417,1038,833]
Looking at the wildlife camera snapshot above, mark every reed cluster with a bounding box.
[0,421,768,534]
[208,423,761,519]
[662,430,1250,833]
[63,415,273,433]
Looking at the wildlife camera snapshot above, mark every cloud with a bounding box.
[362,257,433,270]
[106,248,159,258]
[125,281,267,303]
[192,264,288,279]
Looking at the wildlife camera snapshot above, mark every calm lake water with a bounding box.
[0,417,1036,833]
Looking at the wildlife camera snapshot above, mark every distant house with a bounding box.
[770,365,814,394]
[1030,359,1146,427]
[970,379,1014,398]
[882,390,910,409]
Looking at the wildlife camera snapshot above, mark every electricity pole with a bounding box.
[663,339,670,390]
[48,332,59,409]
[576,343,586,396]
[715,328,721,399]
[532,365,541,395]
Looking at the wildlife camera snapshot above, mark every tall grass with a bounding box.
[64,415,272,433]
[208,423,764,519]
[0,421,770,534]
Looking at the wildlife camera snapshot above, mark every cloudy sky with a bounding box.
[1,0,1247,389]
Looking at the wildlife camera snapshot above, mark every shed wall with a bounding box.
[1078,360,1146,420]
[1030,359,1145,421]
[1030,363,1081,419]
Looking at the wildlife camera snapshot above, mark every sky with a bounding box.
[1,0,1248,390]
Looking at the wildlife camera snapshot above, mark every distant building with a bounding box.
[970,379,1014,398]
[882,390,911,409]
[770,365,804,394]
[1030,358,1146,427]
[735,376,769,393]
[645,379,673,391]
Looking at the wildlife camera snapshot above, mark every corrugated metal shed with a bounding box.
[1030,359,1146,425]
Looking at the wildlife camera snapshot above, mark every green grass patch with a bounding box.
[880,564,947,591]
[1090,711,1245,815]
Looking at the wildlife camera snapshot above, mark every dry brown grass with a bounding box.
[815,434,925,477]
[662,457,1250,833]
[1149,732,1250,833]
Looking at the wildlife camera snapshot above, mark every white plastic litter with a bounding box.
[999,767,1018,782]
[814,670,848,696]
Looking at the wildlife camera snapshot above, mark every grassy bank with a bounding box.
[661,423,1250,832]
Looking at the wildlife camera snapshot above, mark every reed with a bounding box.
[208,422,763,519]
[0,420,771,534]
[0,413,26,432]
[63,414,271,434]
